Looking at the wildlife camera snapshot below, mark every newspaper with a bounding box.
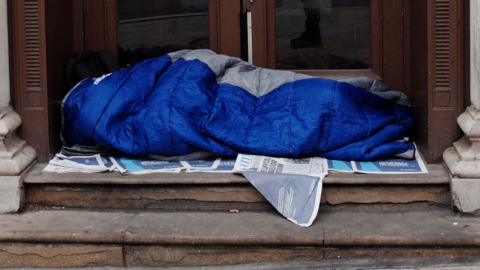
[353,150,428,174]
[187,159,237,173]
[43,164,104,173]
[44,150,427,176]
[234,154,328,177]
[43,154,110,173]
[327,151,428,174]
[110,157,184,174]
[242,171,323,227]
[326,159,354,173]
[181,158,221,170]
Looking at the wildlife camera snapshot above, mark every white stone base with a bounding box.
[443,107,480,212]
[444,147,480,212]
[451,177,480,213]
[0,106,36,213]
[444,146,480,178]
[445,137,480,213]
[0,106,36,176]
[0,175,24,213]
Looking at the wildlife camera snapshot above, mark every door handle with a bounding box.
[247,11,253,64]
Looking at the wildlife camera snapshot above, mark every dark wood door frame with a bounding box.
[408,0,466,163]
[73,0,117,54]
[209,0,242,58]
[8,0,49,162]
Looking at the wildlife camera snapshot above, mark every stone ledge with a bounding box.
[24,163,450,185]
[322,211,480,246]
[0,211,324,245]
[0,243,123,268]
[1,209,480,247]
[25,184,451,211]
[2,244,480,268]
[124,246,480,268]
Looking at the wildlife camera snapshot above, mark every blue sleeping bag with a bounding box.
[62,49,414,160]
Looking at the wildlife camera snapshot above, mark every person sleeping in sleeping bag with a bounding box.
[62,49,414,161]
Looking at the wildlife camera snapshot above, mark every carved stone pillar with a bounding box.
[443,0,480,212]
[0,107,36,213]
[0,107,36,175]
[0,0,36,213]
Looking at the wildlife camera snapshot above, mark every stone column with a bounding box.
[0,0,36,213]
[443,0,480,212]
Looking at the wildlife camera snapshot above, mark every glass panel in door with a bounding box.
[117,0,209,64]
[275,0,370,70]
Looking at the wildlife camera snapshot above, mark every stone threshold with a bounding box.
[0,209,478,246]
[24,163,450,185]
[3,244,480,269]
[24,184,451,211]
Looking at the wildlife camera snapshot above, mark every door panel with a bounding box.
[275,0,371,70]
[83,0,117,54]
[210,0,242,57]
[117,0,210,51]
[382,0,404,92]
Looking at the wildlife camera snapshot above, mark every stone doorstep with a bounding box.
[22,163,452,211]
[0,243,124,268]
[2,245,480,269]
[2,210,480,268]
[122,246,480,268]
[1,209,480,247]
[24,184,452,211]
[25,163,449,185]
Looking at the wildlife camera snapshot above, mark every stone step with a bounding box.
[1,208,480,268]
[23,163,452,212]
[25,183,451,211]
[25,163,450,185]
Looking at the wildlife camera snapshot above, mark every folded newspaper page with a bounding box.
[187,159,236,173]
[234,154,328,177]
[44,154,110,173]
[101,156,116,171]
[242,171,323,227]
[353,150,428,174]
[43,164,103,173]
[326,159,354,173]
[110,157,184,174]
[327,151,428,174]
[180,158,221,170]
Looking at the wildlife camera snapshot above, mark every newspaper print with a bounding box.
[235,154,328,177]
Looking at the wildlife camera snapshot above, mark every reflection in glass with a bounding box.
[117,0,209,65]
[275,0,370,70]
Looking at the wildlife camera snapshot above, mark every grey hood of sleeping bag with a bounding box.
[62,49,414,161]
[339,77,411,107]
